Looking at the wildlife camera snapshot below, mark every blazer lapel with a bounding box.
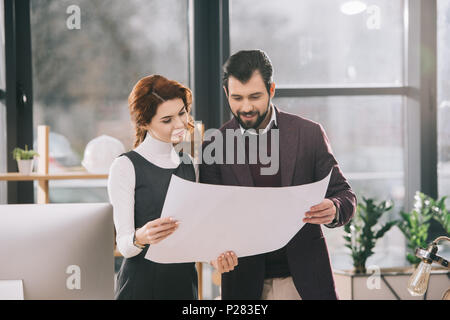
[276,107,298,187]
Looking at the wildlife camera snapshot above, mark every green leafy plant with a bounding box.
[344,197,397,274]
[12,145,39,161]
[431,196,449,235]
[397,192,438,266]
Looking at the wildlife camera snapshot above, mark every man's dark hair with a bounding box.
[223,50,273,95]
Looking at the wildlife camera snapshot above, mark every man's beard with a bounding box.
[232,101,271,130]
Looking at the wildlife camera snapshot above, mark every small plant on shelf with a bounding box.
[12,145,39,161]
[12,145,39,175]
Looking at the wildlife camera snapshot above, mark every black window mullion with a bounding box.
[5,0,34,204]
[276,86,408,98]
[190,0,230,130]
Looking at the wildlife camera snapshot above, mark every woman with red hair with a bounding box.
[107,75,199,299]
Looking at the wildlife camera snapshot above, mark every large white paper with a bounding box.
[146,170,332,263]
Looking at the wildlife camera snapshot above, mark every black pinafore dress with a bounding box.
[115,150,198,300]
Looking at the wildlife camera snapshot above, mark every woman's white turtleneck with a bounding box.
[107,132,198,258]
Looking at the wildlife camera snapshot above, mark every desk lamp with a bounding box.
[407,236,450,299]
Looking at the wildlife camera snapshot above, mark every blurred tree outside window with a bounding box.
[30,0,189,203]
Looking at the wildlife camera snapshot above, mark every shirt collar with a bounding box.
[239,104,278,135]
[133,131,180,166]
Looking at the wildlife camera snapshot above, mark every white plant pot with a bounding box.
[334,267,450,300]
[17,159,34,175]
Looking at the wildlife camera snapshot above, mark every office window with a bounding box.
[273,96,404,199]
[0,0,6,204]
[230,0,404,86]
[438,0,450,205]
[30,0,189,202]
[231,0,407,270]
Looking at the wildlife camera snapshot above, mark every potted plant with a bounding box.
[397,192,441,266]
[343,197,397,274]
[12,145,39,175]
[429,195,449,235]
[334,197,405,299]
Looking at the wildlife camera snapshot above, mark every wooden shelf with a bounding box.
[0,172,108,181]
[0,169,108,203]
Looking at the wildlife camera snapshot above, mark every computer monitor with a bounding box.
[0,203,114,300]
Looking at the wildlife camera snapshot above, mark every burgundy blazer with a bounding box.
[199,106,357,300]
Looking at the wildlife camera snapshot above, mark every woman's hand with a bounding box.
[210,251,238,274]
[135,217,179,245]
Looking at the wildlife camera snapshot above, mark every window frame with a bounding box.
[4,0,34,204]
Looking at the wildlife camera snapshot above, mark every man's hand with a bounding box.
[303,199,336,225]
[210,251,238,274]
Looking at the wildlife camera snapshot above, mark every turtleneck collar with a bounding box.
[133,131,180,168]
